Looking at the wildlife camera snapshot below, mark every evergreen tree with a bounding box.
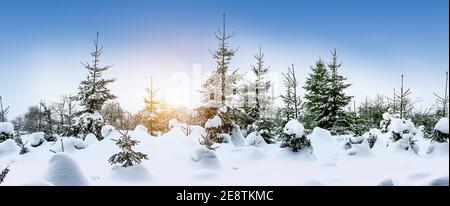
[396,75,412,119]
[326,49,352,134]
[143,76,163,135]
[434,71,449,118]
[14,135,29,155]
[0,96,10,122]
[248,46,272,120]
[303,59,330,129]
[200,13,240,108]
[281,64,302,120]
[76,32,116,114]
[73,32,116,138]
[109,130,148,167]
[39,101,57,141]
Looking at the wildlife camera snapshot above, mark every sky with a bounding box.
[0,0,448,118]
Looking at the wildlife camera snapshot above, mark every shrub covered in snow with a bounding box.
[72,112,105,140]
[230,124,245,146]
[44,153,89,186]
[205,116,222,129]
[101,125,116,139]
[0,139,19,155]
[29,132,46,147]
[191,147,220,169]
[280,120,311,152]
[84,133,99,146]
[380,112,392,133]
[432,118,449,143]
[14,137,29,154]
[0,122,14,142]
[109,131,148,167]
[244,131,266,147]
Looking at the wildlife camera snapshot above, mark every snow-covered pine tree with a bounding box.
[326,49,352,134]
[281,64,302,120]
[303,59,330,129]
[39,101,57,141]
[395,75,412,119]
[0,96,10,122]
[243,46,276,143]
[143,76,162,135]
[73,32,116,139]
[109,130,148,167]
[433,71,449,118]
[0,166,9,185]
[247,46,272,120]
[280,119,311,152]
[14,135,29,155]
[200,13,241,110]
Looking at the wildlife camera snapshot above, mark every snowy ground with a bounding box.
[0,125,448,186]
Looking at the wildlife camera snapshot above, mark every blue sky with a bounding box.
[0,0,448,118]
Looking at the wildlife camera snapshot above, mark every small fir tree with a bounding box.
[108,130,148,167]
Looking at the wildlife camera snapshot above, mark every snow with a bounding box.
[101,125,116,139]
[205,116,222,129]
[382,112,391,120]
[230,125,245,146]
[43,153,89,186]
[0,139,19,155]
[388,118,406,134]
[168,119,180,128]
[283,119,305,138]
[134,124,148,132]
[0,123,448,186]
[434,118,449,134]
[0,122,14,135]
[29,132,46,147]
[84,133,99,146]
[309,127,342,159]
[244,131,266,146]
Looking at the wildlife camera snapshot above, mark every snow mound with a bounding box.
[387,138,417,155]
[389,118,406,134]
[218,133,232,143]
[73,138,86,149]
[347,144,373,157]
[428,176,449,186]
[134,124,148,132]
[29,132,46,147]
[377,178,395,186]
[191,147,220,169]
[309,127,342,159]
[382,112,392,120]
[283,119,305,138]
[0,122,14,135]
[110,165,151,183]
[168,119,180,128]
[84,133,99,146]
[230,124,245,146]
[205,116,222,129]
[0,139,19,155]
[21,180,55,186]
[434,118,449,134]
[244,131,266,146]
[426,142,449,157]
[101,125,116,139]
[44,153,89,186]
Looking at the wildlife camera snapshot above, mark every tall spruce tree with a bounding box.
[200,13,240,108]
[74,32,116,138]
[326,49,352,134]
[395,74,412,119]
[0,96,10,122]
[76,32,116,114]
[434,71,449,117]
[281,64,302,120]
[303,59,330,129]
[248,46,271,120]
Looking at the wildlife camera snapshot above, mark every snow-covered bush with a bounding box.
[380,112,392,133]
[205,116,222,129]
[230,124,245,146]
[101,125,116,139]
[44,153,89,186]
[250,118,277,144]
[72,112,105,140]
[14,137,29,154]
[109,131,148,167]
[0,122,14,142]
[426,141,449,156]
[29,132,46,147]
[280,120,311,152]
[84,133,99,145]
[191,147,220,169]
[432,118,449,143]
[0,139,19,155]
[244,131,266,147]
[168,119,180,129]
